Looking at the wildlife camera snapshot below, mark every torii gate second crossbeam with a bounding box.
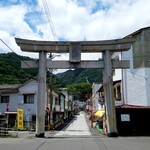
[15,37,135,137]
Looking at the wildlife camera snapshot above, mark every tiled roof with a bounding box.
[116,105,150,109]
[0,84,20,90]
[0,84,20,94]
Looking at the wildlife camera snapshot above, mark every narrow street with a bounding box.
[0,112,150,150]
[53,112,91,137]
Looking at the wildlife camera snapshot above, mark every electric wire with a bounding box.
[124,69,148,80]
[42,0,60,71]
[121,55,149,80]
[42,0,57,40]
[0,38,34,69]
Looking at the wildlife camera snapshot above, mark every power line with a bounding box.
[0,38,33,69]
[42,0,57,40]
[124,69,148,80]
[0,39,16,54]
[0,39,9,53]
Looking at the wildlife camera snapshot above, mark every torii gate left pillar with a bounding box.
[15,37,135,137]
[36,51,47,137]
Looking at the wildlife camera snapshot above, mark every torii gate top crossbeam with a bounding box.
[15,38,135,53]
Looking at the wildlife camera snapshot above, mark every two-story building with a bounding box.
[0,79,71,130]
[0,79,38,128]
[92,27,150,135]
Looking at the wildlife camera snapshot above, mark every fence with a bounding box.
[0,117,10,136]
[0,115,18,137]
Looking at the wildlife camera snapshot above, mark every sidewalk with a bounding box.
[84,112,106,138]
[53,111,91,137]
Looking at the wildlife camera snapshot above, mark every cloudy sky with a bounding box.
[0,0,150,64]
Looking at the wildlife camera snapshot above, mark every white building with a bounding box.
[113,26,150,106]
[92,27,150,113]
[0,79,38,127]
[0,79,72,129]
[92,83,103,112]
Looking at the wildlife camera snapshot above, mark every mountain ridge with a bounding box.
[0,52,103,86]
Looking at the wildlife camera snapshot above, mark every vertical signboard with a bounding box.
[17,109,24,130]
[60,95,65,112]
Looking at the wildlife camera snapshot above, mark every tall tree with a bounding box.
[67,82,92,101]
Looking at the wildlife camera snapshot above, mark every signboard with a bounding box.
[60,96,65,112]
[17,109,24,129]
[121,114,130,122]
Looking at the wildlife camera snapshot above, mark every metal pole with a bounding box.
[103,50,118,137]
[35,51,47,137]
[90,94,93,128]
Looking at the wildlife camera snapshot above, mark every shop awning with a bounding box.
[94,110,105,118]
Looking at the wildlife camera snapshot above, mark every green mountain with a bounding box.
[56,68,103,86]
[0,52,103,87]
[0,52,38,84]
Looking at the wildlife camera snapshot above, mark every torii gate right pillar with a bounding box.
[103,50,118,137]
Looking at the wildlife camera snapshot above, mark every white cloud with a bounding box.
[36,0,150,41]
[0,0,150,62]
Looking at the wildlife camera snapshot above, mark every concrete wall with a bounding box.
[122,29,150,106]
[132,28,150,68]
[145,68,150,106]
[0,93,18,113]
[123,67,147,106]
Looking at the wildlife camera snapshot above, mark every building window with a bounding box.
[1,96,9,103]
[24,94,34,104]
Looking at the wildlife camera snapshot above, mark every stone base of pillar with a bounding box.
[35,133,45,138]
[107,132,118,137]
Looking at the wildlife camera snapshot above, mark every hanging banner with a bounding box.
[17,109,24,130]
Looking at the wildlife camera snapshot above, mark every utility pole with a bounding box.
[90,94,93,128]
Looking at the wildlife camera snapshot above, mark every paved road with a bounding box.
[53,112,91,136]
[0,112,150,150]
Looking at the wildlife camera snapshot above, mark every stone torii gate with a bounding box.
[15,37,135,137]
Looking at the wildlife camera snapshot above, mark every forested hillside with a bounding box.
[0,52,103,87]
[56,68,103,86]
[0,52,38,84]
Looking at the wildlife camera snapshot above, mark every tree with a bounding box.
[67,82,92,101]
